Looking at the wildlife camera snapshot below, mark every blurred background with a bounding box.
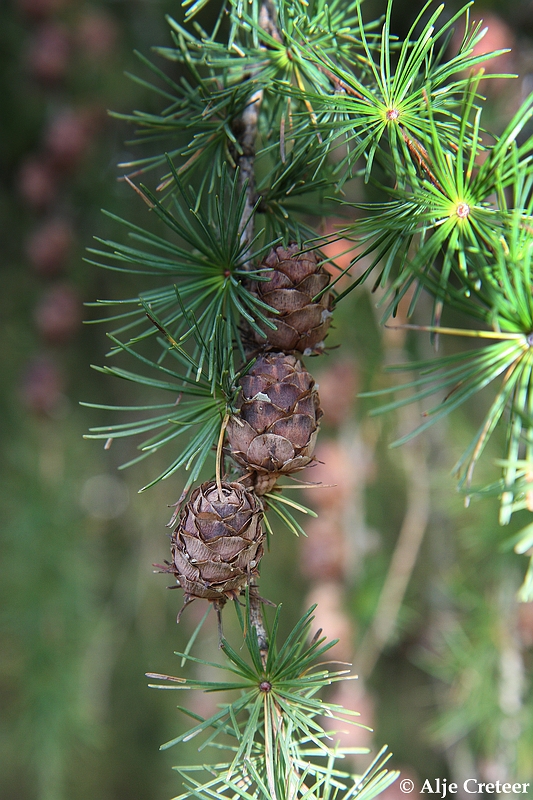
[2,1,533,799]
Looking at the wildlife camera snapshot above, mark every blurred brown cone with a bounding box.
[227,353,322,494]
[249,244,333,354]
[316,359,358,427]
[518,602,533,648]
[17,156,57,210]
[167,481,264,605]
[300,512,346,582]
[26,217,73,277]
[34,283,81,344]
[20,355,65,416]
[44,109,94,172]
[26,22,70,84]
[76,10,118,63]
[16,0,68,20]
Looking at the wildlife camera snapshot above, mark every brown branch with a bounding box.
[250,582,269,668]
[259,0,282,43]
[315,61,365,99]
[236,86,264,254]
[233,0,282,653]
[235,1,282,262]
[401,128,444,192]
[358,399,430,678]
[356,294,432,677]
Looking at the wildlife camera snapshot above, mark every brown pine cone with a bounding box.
[250,244,333,354]
[168,481,264,603]
[226,353,322,493]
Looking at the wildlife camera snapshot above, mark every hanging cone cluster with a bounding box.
[161,243,333,622]
[250,243,333,354]
[168,481,264,604]
[227,353,322,494]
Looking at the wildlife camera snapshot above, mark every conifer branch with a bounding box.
[236,86,263,254]
[82,0,533,793]
[249,584,269,666]
[236,1,282,261]
[233,0,284,656]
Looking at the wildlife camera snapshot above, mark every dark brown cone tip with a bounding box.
[249,244,333,354]
[168,481,265,604]
[226,353,322,494]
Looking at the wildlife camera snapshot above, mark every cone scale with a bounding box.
[250,243,333,354]
[227,352,322,494]
[166,481,265,608]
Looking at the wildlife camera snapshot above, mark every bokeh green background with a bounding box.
[2,1,533,799]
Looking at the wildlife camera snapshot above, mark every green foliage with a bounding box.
[414,542,533,773]
[93,0,533,551]
[115,47,254,192]
[116,0,367,201]
[86,167,277,359]
[355,115,533,534]
[85,0,533,794]
[262,489,318,538]
[84,306,247,491]
[148,602,399,799]
[279,1,512,186]
[332,91,533,314]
